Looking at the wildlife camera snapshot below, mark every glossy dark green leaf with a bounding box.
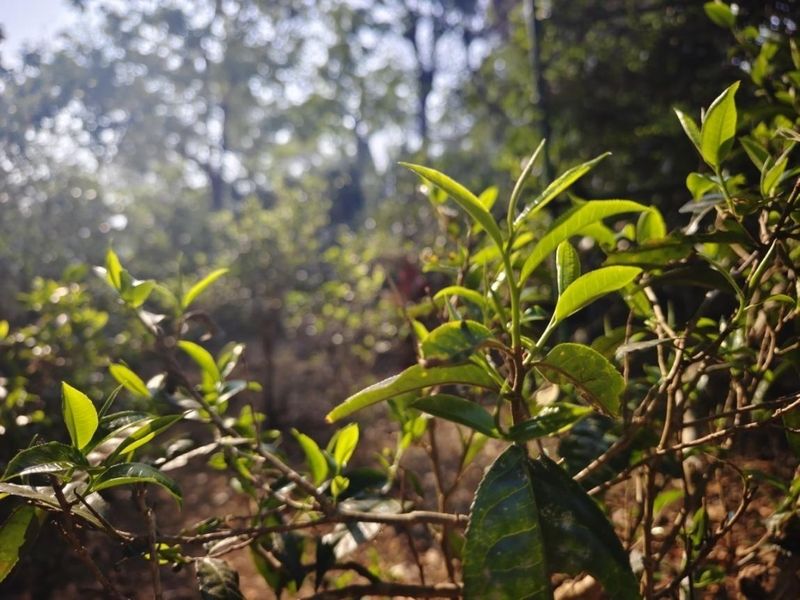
[516,153,611,224]
[401,163,504,251]
[463,445,549,599]
[0,505,38,583]
[421,320,493,364]
[196,557,245,600]
[536,344,625,416]
[108,363,150,399]
[553,267,642,325]
[90,462,181,502]
[62,381,99,451]
[326,363,499,422]
[519,200,647,283]
[412,394,500,438]
[700,82,740,168]
[182,268,229,310]
[529,456,639,600]
[3,442,88,480]
[507,403,593,442]
[556,241,581,296]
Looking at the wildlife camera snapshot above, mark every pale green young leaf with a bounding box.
[554,266,642,325]
[105,414,183,463]
[700,82,740,168]
[520,200,647,284]
[636,209,667,244]
[674,108,702,153]
[292,429,329,485]
[62,382,99,451]
[178,341,221,384]
[703,2,736,28]
[401,163,504,251]
[108,363,150,398]
[433,286,487,311]
[0,320,8,340]
[182,268,229,310]
[516,152,611,224]
[556,241,581,296]
[331,423,359,469]
[105,248,123,290]
[326,363,500,423]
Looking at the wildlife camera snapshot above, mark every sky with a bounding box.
[0,0,75,61]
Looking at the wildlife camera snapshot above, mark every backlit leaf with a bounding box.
[182,268,229,310]
[553,267,642,325]
[700,82,740,168]
[109,363,150,399]
[0,505,38,583]
[421,320,493,364]
[62,382,99,451]
[326,363,499,423]
[536,344,625,416]
[556,241,581,296]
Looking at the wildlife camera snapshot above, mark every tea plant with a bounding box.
[1,4,799,597]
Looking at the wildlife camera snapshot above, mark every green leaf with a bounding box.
[507,403,592,442]
[108,363,150,399]
[516,153,611,224]
[700,82,740,168]
[90,462,181,502]
[105,414,183,463]
[292,430,329,485]
[553,267,642,325]
[556,241,581,296]
[62,382,99,450]
[105,248,123,290]
[178,341,221,384]
[0,483,101,528]
[536,344,625,416]
[761,147,792,198]
[686,172,719,199]
[636,209,667,244]
[3,442,88,480]
[519,200,647,284]
[463,445,549,599]
[196,557,245,600]
[331,423,359,469]
[401,163,504,251]
[674,108,702,153]
[433,286,487,311]
[605,238,694,267]
[412,394,500,438]
[529,456,639,600]
[0,505,38,583]
[326,363,499,423]
[740,136,769,171]
[0,320,9,340]
[122,279,155,308]
[182,268,229,310]
[703,2,736,28]
[421,320,493,364]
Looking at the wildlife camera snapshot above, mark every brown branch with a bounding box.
[302,581,461,599]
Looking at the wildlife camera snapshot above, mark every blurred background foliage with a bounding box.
[0,0,797,442]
